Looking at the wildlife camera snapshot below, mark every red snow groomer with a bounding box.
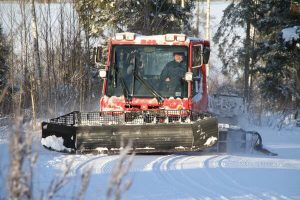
[42,33,272,154]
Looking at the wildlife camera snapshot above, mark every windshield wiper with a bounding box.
[130,51,164,103]
[120,76,131,101]
[111,51,130,101]
[112,51,117,88]
[133,72,164,103]
[130,52,137,97]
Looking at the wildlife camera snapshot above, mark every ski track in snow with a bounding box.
[204,155,265,199]
[1,118,300,199]
[41,150,300,199]
[202,155,248,197]
[47,152,300,175]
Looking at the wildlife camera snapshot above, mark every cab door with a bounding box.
[191,43,208,112]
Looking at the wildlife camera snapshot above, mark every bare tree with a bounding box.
[8,113,38,200]
[74,167,93,200]
[106,141,135,200]
[30,0,42,83]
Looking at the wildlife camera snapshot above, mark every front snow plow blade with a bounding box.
[41,110,218,153]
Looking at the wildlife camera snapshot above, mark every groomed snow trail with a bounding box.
[1,124,300,199]
[40,145,300,200]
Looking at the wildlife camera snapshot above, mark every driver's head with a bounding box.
[173,52,184,63]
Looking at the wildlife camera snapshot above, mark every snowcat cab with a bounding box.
[41,33,275,155]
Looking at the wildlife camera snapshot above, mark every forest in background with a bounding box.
[0,0,299,125]
[213,0,300,116]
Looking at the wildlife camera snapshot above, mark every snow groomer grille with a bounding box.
[49,111,80,125]
[49,110,210,126]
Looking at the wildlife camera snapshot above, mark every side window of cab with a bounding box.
[192,45,203,97]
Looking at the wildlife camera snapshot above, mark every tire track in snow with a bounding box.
[204,155,263,199]
[218,155,300,199]
[46,154,89,173]
[201,155,253,198]
[45,151,300,199]
[218,156,267,198]
[74,155,164,175]
[143,155,170,171]
[137,155,188,200]
[171,155,220,197]
[140,152,297,200]
[128,155,188,199]
[74,155,110,174]
[151,155,191,198]
[129,156,160,172]
[102,155,160,173]
[150,154,219,198]
[222,156,300,170]
[140,153,261,198]
[203,155,300,200]
[47,154,120,175]
[262,192,296,200]
[74,155,119,175]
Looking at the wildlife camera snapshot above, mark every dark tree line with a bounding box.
[0,23,11,114]
[74,0,196,37]
[214,0,300,111]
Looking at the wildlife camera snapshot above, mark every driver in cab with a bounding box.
[160,52,186,95]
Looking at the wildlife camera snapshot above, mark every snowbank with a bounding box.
[204,136,218,146]
[41,135,72,152]
[240,111,299,131]
[281,26,300,44]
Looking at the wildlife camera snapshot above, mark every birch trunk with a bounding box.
[244,20,251,104]
[31,0,42,82]
[31,0,41,119]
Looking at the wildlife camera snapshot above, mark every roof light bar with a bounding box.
[115,33,124,40]
[176,34,186,42]
[165,34,175,42]
[125,32,135,41]
[165,34,186,42]
[115,32,135,41]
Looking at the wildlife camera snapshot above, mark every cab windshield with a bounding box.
[106,45,188,99]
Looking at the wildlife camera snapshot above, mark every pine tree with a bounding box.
[0,23,9,92]
[253,0,300,108]
[213,0,257,102]
[214,0,300,109]
[74,0,195,37]
[0,23,11,114]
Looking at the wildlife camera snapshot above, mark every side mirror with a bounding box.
[94,46,104,68]
[203,46,210,64]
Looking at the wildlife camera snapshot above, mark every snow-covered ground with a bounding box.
[1,114,300,200]
[1,1,300,199]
